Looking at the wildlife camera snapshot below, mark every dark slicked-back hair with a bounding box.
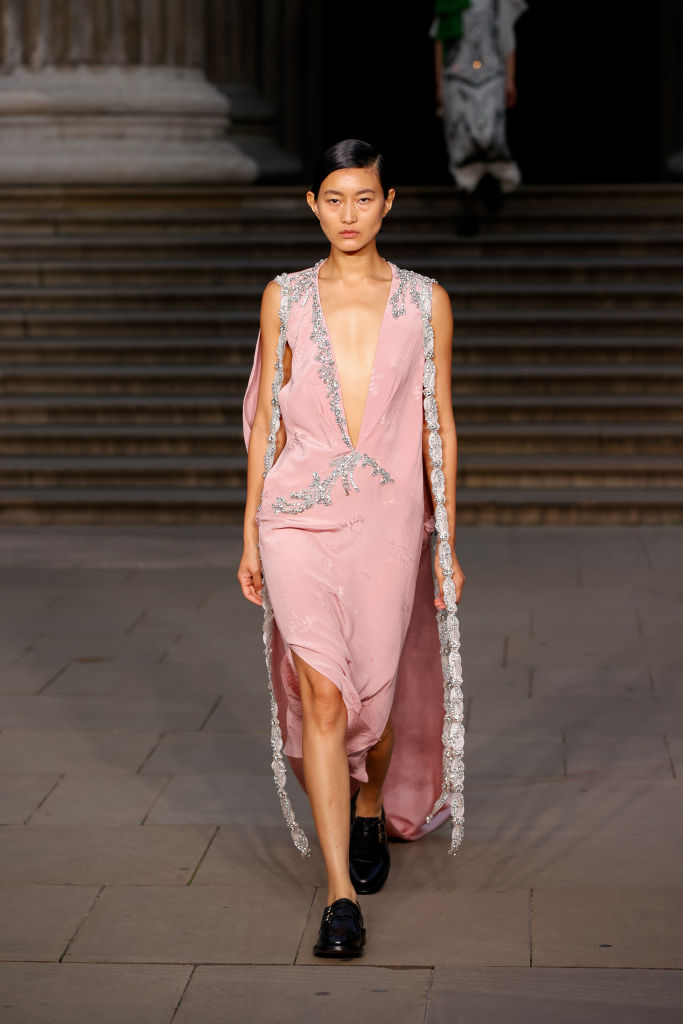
[310,139,391,199]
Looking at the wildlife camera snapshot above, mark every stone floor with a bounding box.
[0,525,681,1023]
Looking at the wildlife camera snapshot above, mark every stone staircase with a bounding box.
[0,183,682,525]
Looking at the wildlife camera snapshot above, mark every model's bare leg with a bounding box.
[354,714,395,818]
[292,649,357,907]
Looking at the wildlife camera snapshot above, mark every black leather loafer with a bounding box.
[312,897,365,958]
[349,789,391,895]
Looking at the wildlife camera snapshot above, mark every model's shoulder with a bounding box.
[388,262,439,318]
[391,262,438,288]
[273,261,320,288]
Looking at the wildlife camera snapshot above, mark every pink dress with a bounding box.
[242,258,465,858]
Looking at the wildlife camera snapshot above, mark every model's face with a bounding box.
[307,166,394,251]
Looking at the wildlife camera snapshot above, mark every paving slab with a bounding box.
[427,966,683,1024]
[461,664,531,697]
[375,819,682,892]
[139,730,272,775]
[174,964,432,1024]
[529,665,652,699]
[44,658,243,697]
[65,884,315,965]
[296,888,530,967]
[0,656,68,694]
[564,729,671,780]
[191,823,326,888]
[4,607,148,636]
[0,730,159,773]
[650,658,683,699]
[25,633,174,661]
[506,628,643,668]
[467,695,661,734]
[462,778,683,836]
[0,774,61,824]
[0,884,98,961]
[0,963,190,1024]
[0,824,215,884]
[533,888,683,969]
[0,694,218,732]
[464,731,564,781]
[29,772,170,824]
[664,731,683,775]
[144,772,312,827]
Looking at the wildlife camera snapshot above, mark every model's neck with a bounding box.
[321,246,388,283]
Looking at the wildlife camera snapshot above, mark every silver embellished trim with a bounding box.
[310,260,354,450]
[273,451,394,515]
[258,269,312,859]
[405,268,465,857]
[261,575,311,858]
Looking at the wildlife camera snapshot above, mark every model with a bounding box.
[238,139,466,959]
[432,0,527,234]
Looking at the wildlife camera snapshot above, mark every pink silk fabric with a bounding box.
[242,260,451,842]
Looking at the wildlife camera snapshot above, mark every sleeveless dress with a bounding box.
[242,258,465,859]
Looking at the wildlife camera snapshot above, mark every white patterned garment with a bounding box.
[432,0,527,192]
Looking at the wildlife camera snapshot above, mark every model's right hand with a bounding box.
[237,545,263,606]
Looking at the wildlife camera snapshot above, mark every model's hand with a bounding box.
[435,80,444,117]
[505,76,517,108]
[434,548,466,609]
[237,544,263,606]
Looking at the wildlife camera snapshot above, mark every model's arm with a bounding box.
[423,282,466,608]
[505,50,517,107]
[237,280,288,606]
[434,38,443,110]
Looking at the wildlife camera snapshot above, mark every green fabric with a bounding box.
[434,0,471,41]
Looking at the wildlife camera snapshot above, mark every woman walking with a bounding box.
[238,139,466,958]
[432,0,527,234]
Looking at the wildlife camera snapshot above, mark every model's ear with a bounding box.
[383,188,396,218]
[306,191,320,219]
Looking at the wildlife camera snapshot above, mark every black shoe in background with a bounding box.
[349,790,391,895]
[475,172,504,213]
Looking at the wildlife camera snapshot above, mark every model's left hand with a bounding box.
[434,548,466,609]
[505,77,517,108]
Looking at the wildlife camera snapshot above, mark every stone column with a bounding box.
[0,0,258,183]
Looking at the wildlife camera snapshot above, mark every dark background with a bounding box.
[320,0,663,186]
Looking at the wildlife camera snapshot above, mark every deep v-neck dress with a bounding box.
[242,258,465,858]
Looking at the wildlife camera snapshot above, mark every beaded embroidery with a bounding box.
[258,269,311,858]
[273,451,393,515]
[256,262,464,859]
[270,258,395,515]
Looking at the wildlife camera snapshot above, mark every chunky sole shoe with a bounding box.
[349,789,391,895]
[312,897,366,958]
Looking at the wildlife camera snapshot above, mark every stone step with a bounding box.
[1,334,682,366]
[1,256,682,287]
[1,362,682,396]
[0,181,681,209]
[0,182,678,525]
[0,422,679,456]
[0,485,680,526]
[2,231,683,261]
[0,393,680,425]
[3,307,683,338]
[0,196,682,234]
[0,453,680,489]
[1,281,682,312]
